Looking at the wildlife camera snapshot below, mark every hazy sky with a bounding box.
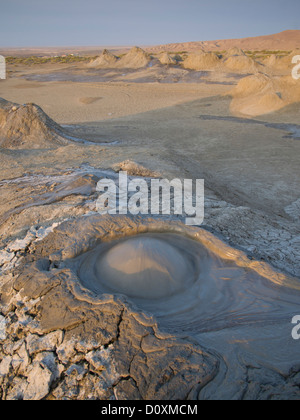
[1,0,299,47]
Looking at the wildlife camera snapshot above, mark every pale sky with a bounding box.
[0,0,299,47]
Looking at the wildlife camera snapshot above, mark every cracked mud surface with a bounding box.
[1,215,300,400]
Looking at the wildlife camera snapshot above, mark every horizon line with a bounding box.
[0,29,298,50]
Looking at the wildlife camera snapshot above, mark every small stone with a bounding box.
[0,250,14,266]
[65,364,87,381]
[5,377,27,401]
[24,362,53,400]
[57,338,77,364]
[0,356,12,376]
[26,331,63,356]
[85,349,107,372]
[13,343,30,375]
[23,352,62,400]
[75,337,99,353]
[247,245,257,253]
[35,351,63,379]
[8,232,36,253]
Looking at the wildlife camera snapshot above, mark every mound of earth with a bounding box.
[118,47,151,69]
[225,47,246,57]
[158,52,177,66]
[182,51,220,70]
[223,54,262,73]
[263,50,300,73]
[0,98,70,149]
[232,73,275,96]
[112,160,160,177]
[228,74,284,116]
[229,71,300,116]
[88,49,119,68]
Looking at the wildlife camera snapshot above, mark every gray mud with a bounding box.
[22,67,238,85]
[1,215,299,400]
[198,115,300,140]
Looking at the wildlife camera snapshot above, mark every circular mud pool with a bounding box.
[74,229,300,336]
[78,233,201,300]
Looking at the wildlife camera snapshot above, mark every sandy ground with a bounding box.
[0,56,300,400]
[0,76,229,124]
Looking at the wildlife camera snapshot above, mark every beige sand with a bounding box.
[0,77,229,124]
[223,54,262,73]
[229,73,300,117]
[182,51,220,70]
[158,52,177,66]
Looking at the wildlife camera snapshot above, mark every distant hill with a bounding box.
[146,30,300,53]
[1,30,299,57]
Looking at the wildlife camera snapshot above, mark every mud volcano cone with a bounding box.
[94,236,194,299]
[0,98,70,149]
[158,52,177,66]
[183,51,220,70]
[79,234,198,300]
[223,54,262,73]
[118,46,151,69]
[88,49,119,68]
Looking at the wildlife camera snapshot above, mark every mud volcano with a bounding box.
[74,224,300,338]
[79,234,199,299]
[0,98,72,149]
[1,215,300,400]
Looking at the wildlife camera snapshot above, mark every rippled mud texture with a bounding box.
[1,215,300,400]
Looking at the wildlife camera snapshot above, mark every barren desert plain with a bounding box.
[0,30,300,400]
